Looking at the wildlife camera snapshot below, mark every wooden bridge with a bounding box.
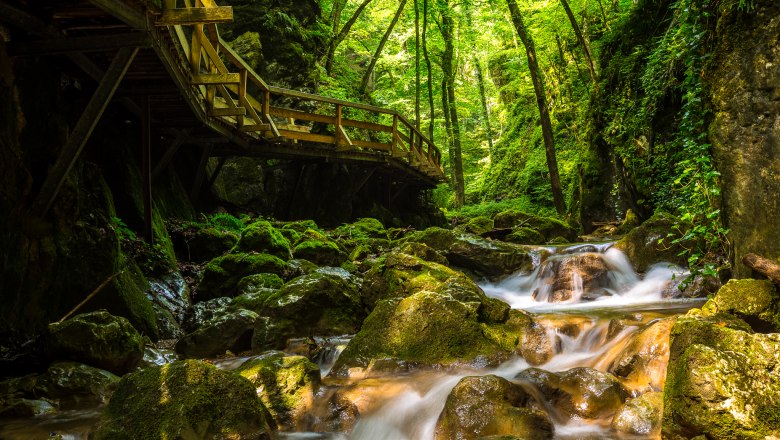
[1,0,445,230]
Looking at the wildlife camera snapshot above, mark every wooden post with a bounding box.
[31,47,138,216]
[391,114,399,157]
[237,70,247,128]
[141,96,154,244]
[336,104,343,146]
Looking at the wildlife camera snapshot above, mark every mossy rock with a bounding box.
[547,236,569,245]
[197,253,289,301]
[612,392,663,436]
[292,239,347,267]
[33,362,119,410]
[331,291,512,375]
[492,210,531,229]
[662,313,780,439]
[614,212,687,272]
[0,398,56,418]
[94,360,274,439]
[46,311,144,375]
[332,218,388,240]
[280,219,321,234]
[505,227,545,245]
[554,367,627,419]
[234,220,291,260]
[236,352,321,428]
[405,227,533,278]
[395,241,448,265]
[175,308,258,358]
[493,210,577,241]
[237,273,285,293]
[704,279,780,332]
[435,375,553,440]
[614,209,641,235]
[462,216,495,235]
[175,227,239,263]
[228,289,277,314]
[182,297,231,332]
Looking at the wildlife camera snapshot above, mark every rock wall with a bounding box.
[707,0,780,277]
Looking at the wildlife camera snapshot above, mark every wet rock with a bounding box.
[519,321,555,365]
[505,227,545,245]
[229,288,277,314]
[554,367,628,419]
[139,347,178,368]
[292,230,348,267]
[182,297,231,332]
[532,253,610,303]
[197,252,289,301]
[515,368,561,401]
[607,318,674,393]
[612,392,662,436]
[46,311,144,375]
[236,352,321,428]
[394,242,449,265]
[173,226,239,262]
[0,398,56,418]
[331,291,512,375]
[405,227,533,278]
[234,220,291,260]
[258,270,364,337]
[176,308,258,358]
[663,274,721,299]
[34,362,119,409]
[94,360,274,439]
[662,313,780,439]
[435,375,552,440]
[613,212,686,272]
[704,278,780,333]
[237,273,285,294]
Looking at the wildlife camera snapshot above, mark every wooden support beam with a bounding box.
[157,7,233,26]
[87,0,148,30]
[9,33,151,56]
[141,96,154,244]
[206,156,227,190]
[31,47,139,216]
[211,107,246,116]
[191,73,240,85]
[152,134,185,178]
[191,144,213,201]
[240,124,271,132]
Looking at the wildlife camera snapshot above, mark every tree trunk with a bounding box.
[440,0,464,207]
[559,0,598,88]
[422,0,435,139]
[441,79,454,182]
[506,0,566,215]
[474,57,495,161]
[325,0,375,74]
[414,0,421,129]
[360,0,408,94]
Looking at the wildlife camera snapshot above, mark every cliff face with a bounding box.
[707,0,780,276]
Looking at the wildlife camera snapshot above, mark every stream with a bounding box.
[0,243,703,439]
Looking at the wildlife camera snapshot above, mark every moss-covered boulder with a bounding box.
[405,227,533,278]
[173,226,239,262]
[176,309,259,358]
[0,398,56,418]
[662,313,780,439]
[434,375,553,440]
[532,253,610,302]
[46,311,144,375]
[613,212,686,272]
[493,210,577,241]
[234,220,291,260]
[237,273,285,294]
[197,252,289,301]
[614,209,641,235]
[331,291,512,375]
[236,352,321,428]
[33,362,119,409]
[703,279,780,332]
[290,229,347,267]
[394,242,448,265]
[332,218,389,240]
[612,392,663,436]
[555,368,627,419]
[460,216,495,236]
[258,270,364,338]
[505,227,545,245]
[607,317,674,393]
[94,360,274,439]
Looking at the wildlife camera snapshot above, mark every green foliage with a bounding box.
[202,213,246,233]
[111,216,136,241]
[447,196,557,221]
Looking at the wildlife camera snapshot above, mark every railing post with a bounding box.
[391,114,399,157]
[238,70,246,128]
[263,90,271,123]
[335,104,343,147]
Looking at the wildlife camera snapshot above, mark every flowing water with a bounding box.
[0,243,704,439]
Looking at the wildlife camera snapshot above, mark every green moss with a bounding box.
[237,273,285,292]
[236,352,320,427]
[235,220,291,260]
[280,220,321,234]
[94,360,274,439]
[709,279,780,332]
[614,211,687,272]
[198,253,289,301]
[292,239,346,267]
[505,227,545,245]
[462,216,495,235]
[332,218,388,240]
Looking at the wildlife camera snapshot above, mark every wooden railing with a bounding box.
[155,0,444,180]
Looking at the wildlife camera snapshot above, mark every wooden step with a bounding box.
[191,73,240,85]
[156,7,233,26]
[277,124,311,133]
[211,107,246,117]
[240,124,271,132]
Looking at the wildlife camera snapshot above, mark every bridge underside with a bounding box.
[1,0,444,229]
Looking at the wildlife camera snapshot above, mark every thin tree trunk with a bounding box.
[506,0,566,215]
[360,0,408,93]
[554,34,574,102]
[596,0,610,29]
[414,0,421,129]
[474,57,495,161]
[325,0,375,74]
[422,0,435,139]
[440,0,464,207]
[559,0,598,88]
[441,79,454,182]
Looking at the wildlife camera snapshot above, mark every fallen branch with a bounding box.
[743,253,780,284]
[56,270,124,323]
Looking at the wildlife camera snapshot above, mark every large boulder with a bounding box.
[405,228,533,278]
[172,226,239,262]
[613,212,686,272]
[197,252,289,301]
[94,360,274,439]
[332,218,389,240]
[33,362,119,409]
[331,291,512,375]
[493,210,577,241]
[435,375,553,440]
[46,311,144,375]
[531,253,611,302]
[234,220,291,260]
[702,278,780,332]
[662,313,780,439]
[236,352,321,428]
[175,308,259,358]
[257,269,364,339]
[612,392,663,436]
[607,317,675,393]
[291,229,347,267]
